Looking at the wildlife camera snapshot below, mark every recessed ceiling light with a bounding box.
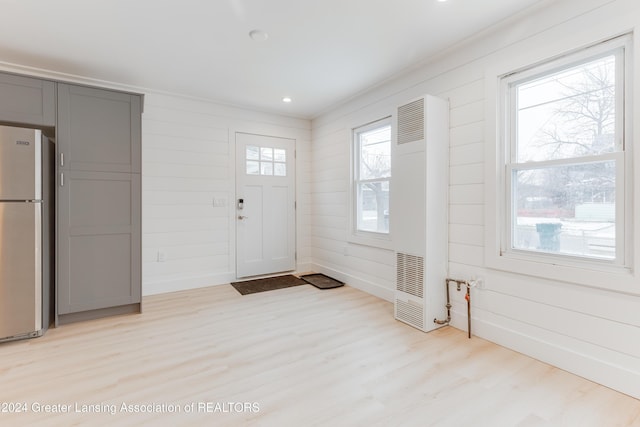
[282,97,292,103]
[249,30,269,42]
[437,0,448,2]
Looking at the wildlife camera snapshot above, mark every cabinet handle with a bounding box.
[60,172,64,187]
[60,153,64,167]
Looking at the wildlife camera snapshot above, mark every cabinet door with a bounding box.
[57,83,141,317]
[57,171,141,314]
[0,73,55,127]
[57,83,141,173]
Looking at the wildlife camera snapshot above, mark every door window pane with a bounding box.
[274,162,286,176]
[246,161,259,175]
[246,146,260,160]
[274,149,286,162]
[260,147,273,161]
[260,161,273,176]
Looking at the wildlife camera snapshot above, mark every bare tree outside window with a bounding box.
[520,56,616,159]
[354,121,391,234]
[508,50,624,260]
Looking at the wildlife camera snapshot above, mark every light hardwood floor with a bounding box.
[1,284,639,426]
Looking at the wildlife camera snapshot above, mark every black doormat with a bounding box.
[231,274,308,295]
[300,273,344,289]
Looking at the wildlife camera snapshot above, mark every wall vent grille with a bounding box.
[397,98,425,145]
[396,252,424,298]
[395,299,424,330]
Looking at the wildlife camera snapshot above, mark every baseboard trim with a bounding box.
[308,263,394,302]
[294,262,314,276]
[143,272,235,296]
[143,264,316,297]
[449,309,640,400]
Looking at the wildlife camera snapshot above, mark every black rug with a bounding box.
[231,274,308,295]
[300,273,344,289]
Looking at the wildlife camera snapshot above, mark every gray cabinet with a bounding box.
[0,73,56,127]
[57,84,141,323]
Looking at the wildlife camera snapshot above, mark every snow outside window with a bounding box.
[353,118,391,236]
[501,36,630,267]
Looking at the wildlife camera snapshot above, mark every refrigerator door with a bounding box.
[0,202,42,340]
[0,126,41,200]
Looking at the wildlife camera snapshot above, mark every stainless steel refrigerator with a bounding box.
[0,125,54,342]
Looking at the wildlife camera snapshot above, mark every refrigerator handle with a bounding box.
[60,172,64,187]
[60,153,64,167]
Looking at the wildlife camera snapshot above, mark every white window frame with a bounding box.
[486,34,635,292]
[349,116,392,248]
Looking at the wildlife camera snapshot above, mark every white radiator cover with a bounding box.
[392,95,449,332]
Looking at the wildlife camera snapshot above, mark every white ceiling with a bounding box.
[1,0,544,118]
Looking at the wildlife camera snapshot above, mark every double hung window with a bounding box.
[353,118,392,236]
[500,36,630,268]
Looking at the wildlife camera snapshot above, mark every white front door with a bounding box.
[236,132,296,278]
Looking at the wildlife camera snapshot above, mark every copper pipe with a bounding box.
[465,285,471,339]
[433,279,453,325]
[435,278,472,339]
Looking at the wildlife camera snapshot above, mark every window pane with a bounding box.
[274,162,286,176]
[260,161,273,175]
[512,161,615,259]
[357,181,390,233]
[359,125,391,180]
[516,55,616,162]
[274,149,286,162]
[260,147,273,161]
[246,160,259,175]
[246,146,260,160]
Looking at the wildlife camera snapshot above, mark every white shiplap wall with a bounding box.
[310,125,397,302]
[142,92,311,295]
[310,0,640,398]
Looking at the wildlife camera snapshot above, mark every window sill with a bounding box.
[348,232,394,251]
[486,250,638,295]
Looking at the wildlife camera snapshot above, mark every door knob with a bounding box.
[238,215,249,220]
